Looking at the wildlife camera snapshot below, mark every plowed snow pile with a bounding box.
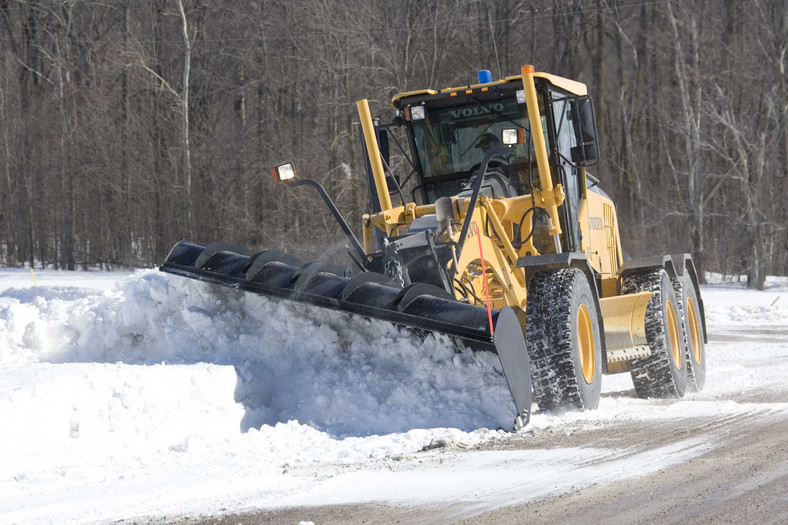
[1,268,787,523]
[0,268,515,430]
[0,269,513,521]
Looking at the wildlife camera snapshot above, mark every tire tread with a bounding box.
[622,269,686,398]
[526,269,598,410]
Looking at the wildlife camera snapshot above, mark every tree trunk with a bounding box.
[177,0,193,239]
[666,1,705,282]
[0,83,15,266]
[54,34,75,270]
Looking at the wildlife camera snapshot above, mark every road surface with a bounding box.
[187,323,788,524]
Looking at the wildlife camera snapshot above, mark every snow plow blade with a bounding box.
[160,240,533,428]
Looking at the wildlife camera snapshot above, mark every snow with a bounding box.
[280,437,713,510]
[0,269,514,434]
[0,267,130,292]
[702,276,788,326]
[0,268,787,523]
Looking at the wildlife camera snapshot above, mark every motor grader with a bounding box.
[160,65,707,429]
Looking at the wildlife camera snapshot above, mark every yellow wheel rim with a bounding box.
[666,300,682,369]
[687,297,702,364]
[577,304,595,384]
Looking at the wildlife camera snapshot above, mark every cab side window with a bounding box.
[550,94,582,251]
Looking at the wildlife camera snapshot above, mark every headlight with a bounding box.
[410,105,426,120]
[271,163,296,182]
[502,128,526,145]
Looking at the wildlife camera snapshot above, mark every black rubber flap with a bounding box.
[195,241,252,269]
[199,251,251,278]
[341,273,400,306]
[399,295,493,334]
[245,250,303,280]
[396,283,454,312]
[247,261,299,289]
[298,273,349,299]
[493,306,532,427]
[163,241,203,267]
[293,261,347,293]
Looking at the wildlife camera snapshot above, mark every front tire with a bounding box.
[525,268,603,411]
[623,269,688,398]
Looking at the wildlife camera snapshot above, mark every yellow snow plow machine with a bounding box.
[161,66,707,429]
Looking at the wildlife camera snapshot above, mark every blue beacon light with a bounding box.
[478,70,493,84]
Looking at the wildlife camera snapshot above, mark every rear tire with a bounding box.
[678,275,706,391]
[525,268,602,411]
[622,269,687,398]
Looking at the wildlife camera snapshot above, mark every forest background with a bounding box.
[0,0,785,288]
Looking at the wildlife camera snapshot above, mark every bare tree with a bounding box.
[0,0,785,278]
[665,0,706,280]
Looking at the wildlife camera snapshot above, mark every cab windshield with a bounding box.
[411,98,536,201]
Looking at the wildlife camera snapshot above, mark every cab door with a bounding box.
[548,91,582,252]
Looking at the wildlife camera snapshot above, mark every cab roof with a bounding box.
[391,71,587,109]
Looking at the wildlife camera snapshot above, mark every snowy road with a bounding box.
[232,318,788,524]
[0,268,786,524]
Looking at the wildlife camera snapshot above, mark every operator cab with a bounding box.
[406,89,540,202]
[387,70,599,254]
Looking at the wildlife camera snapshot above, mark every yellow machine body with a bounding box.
[358,68,654,370]
[159,65,707,425]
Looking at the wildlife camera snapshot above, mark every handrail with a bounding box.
[287,179,367,267]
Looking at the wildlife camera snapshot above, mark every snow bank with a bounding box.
[0,363,500,525]
[1,268,787,523]
[0,269,514,436]
[1,269,513,522]
[701,277,788,326]
[0,362,243,478]
[0,267,130,292]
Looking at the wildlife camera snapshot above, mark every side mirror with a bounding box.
[571,143,599,165]
[271,163,297,182]
[570,97,600,166]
